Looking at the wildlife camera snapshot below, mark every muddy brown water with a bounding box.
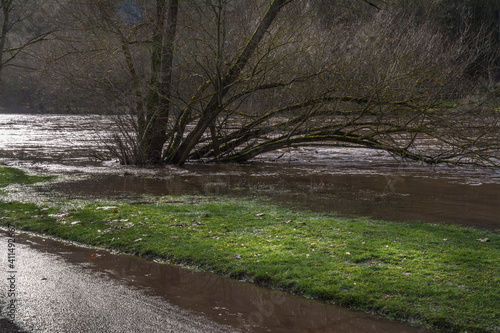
[1,114,498,229]
[49,166,500,230]
[0,113,498,332]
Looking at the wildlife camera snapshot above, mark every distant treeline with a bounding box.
[0,0,499,114]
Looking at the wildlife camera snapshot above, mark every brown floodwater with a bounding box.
[10,232,434,333]
[1,113,498,229]
[47,165,500,230]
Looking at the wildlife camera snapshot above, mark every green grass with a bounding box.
[0,167,499,332]
[0,166,55,190]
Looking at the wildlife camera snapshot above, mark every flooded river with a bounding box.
[0,113,497,332]
[0,113,499,229]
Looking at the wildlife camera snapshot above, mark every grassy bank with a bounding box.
[0,166,55,191]
[0,167,499,332]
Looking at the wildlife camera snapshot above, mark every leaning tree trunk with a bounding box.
[166,0,290,165]
[140,0,178,164]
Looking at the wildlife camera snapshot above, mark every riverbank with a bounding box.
[1,167,499,332]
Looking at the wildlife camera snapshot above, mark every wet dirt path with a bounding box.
[1,231,433,333]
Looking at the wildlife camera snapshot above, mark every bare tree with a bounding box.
[46,0,500,167]
[0,0,58,113]
[0,0,53,80]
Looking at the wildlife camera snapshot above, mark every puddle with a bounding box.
[46,169,500,230]
[13,232,434,333]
